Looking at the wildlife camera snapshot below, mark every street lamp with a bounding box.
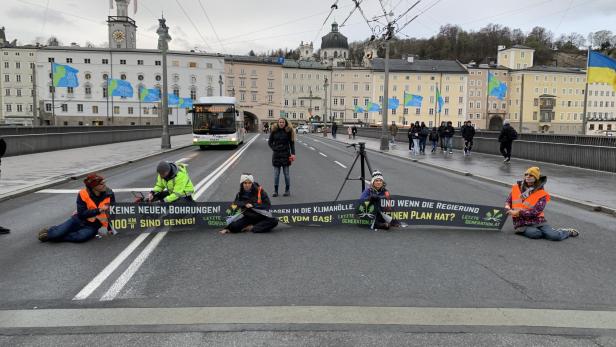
[323,77,329,137]
[157,16,172,149]
[218,75,223,96]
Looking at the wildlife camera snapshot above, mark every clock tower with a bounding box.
[108,0,137,49]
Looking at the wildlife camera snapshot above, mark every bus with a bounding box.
[191,96,245,149]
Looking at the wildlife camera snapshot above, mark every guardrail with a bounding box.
[347,127,616,172]
[2,126,192,157]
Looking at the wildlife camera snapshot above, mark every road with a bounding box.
[1,133,615,346]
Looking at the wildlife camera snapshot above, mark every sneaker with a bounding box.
[38,228,49,242]
[272,192,279,197]
[0,226,10,234]
[561,228,579,237]
[219,228,231,234]
[504,158,511,163]
[241,225,254,233]
[283,191,290,196]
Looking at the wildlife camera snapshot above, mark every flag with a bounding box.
[354,105,365,113]
[403,92,423,107]
[277,56,285,64]
[436,87,444,113]
[168,93,180,106]
[367,102,381,112]
[387,98,399,110]
[587,50,616,91]
[52,63,79,88]
[139,87,160,102]
[178,97,193,108]
[110,0,114,9]
[488,72,508,100]
[133,0,138,14]
[108,79,133,97]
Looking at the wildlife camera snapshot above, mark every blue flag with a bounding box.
[367,102,382,112]
[388,98,400,110]
[52,63,79,87]
[139,87,161,102]
[277,56,285,64]
[354,105,365,113]
[108,79,133,97]
[178,97,193,108]
[403,92,423,107]
[488,72,507,100]
[436,87,444,113]
[168,93,180,106]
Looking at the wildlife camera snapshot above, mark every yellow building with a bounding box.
[497,45,534,70]
[586,82,616,135]
[282,60,331,125]
[466,64,510,130]
[370,57,469,128]
[330,67,373,125]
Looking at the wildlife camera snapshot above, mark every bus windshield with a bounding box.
[192,104,237,135]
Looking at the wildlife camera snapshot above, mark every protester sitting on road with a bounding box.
[359,171,399,230]
[38,174,115,243]
[220,174,278,234]
[148,161,195,203]
[505,166,579,240]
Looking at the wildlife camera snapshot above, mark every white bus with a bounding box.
[191,96,245,149]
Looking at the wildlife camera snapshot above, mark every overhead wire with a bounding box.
[174,0,213,51]
[197,0,226,52]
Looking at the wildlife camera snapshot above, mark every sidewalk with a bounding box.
[0,134,193,201]
[322,134,616,214]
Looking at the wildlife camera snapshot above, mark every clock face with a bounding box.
[113,30,125,43]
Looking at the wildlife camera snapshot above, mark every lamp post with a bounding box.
[157,16,172,149]
[218,75,223,96]
[323,77,329,137]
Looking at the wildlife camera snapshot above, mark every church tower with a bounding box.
[108,0,137,49]
[298,41,314,61]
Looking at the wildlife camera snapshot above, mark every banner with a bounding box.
[168,93,180,106]
[139,87,161,102]
[109,79,134,97]
[52,63,79,88]
[109,195,507,233]
[488,72,507,100]
[404,92,422,107]
[387,98,400,110]
[178,97,193,108]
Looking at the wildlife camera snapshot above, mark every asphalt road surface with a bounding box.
[1,133,616,346]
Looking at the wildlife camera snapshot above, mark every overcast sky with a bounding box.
[2,0,615,54]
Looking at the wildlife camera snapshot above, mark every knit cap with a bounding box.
[371,170,384,184]
[525,166,541,180]
[240,173,254,183]
[84,173,104,188]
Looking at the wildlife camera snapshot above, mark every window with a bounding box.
[103,73,109,80]
[16,75,21,82]
[155,60,161,66]
[121,74,127,80]
[48,57,55,63]
[206,63,213,69]
[190,88,197,100]
[5,104,11,112]
[143,107,149,115]
[415,108,420,115]
[85,73,91,80]
[66,58,72,63]
[103,87,108,98]
[3,62,7,69]
[188,62,197,68]
[16,89,21,97]
[84,58,91,64]
[155,75,161,81]
[49,86,54,93]
[128,107,134,114]
[61,104,68,112]
[114,106,120,114]
[429,108,434,115]
[46,104,52,112]
[4,89,9,96]
[77,104,83,112]
[102,59,109,64]
[16,104,23,112]
[15,62,21,69]
[92,106,98,114]
[268,109,274,118]
[67,87,74,94]
[137,60,144,65]
[252,93,257,102]
[4,75,9,82]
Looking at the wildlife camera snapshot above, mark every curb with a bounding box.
[0,144,194,203]
[313,135,616,218]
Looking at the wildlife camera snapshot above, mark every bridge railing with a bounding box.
[347,127,616,173]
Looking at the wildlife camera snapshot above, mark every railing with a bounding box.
[347,127,616,172]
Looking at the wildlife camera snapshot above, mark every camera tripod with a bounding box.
[334,142,374,201]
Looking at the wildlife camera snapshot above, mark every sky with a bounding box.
[1,0,615,55]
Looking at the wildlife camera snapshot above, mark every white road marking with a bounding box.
[175,157,191,163]
[39,188,152,194]
[334,161,347,168]
[319,152,327,157]
[73,135,260,301]
[309,147,316,151]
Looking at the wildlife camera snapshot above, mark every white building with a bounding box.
[319,22,350,67]
[586,82,616,135]
[282,60,331,125]
[0,45,38,125]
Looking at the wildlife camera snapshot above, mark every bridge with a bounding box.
[1,130,615,345]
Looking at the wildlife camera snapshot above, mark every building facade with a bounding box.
[497,45,534,70]
[330,67,373,125]
[282,60,330,125]
[586,82,616,135]
[466,65,510,130]
[0,46,37,125]
[319,22,349,67]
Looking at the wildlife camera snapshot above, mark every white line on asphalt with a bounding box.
[309,147,316,151]
[73,135,260,301]
[334,161,347,168]
[72,233,150,301]
[99,232,167,301]
[39,188,152,194]
[319,152,327,157]
[175,157,191,163]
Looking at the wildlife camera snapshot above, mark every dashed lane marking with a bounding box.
[309,147,316,151]
[319,152,327,157]
[334,161,347,168]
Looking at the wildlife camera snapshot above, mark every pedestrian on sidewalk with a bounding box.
[505,166,579,240]
[429,127,439,153]
[498,119,518,163]
[437,121,446,152]
[38,174,116,243]
[407,123,415,153]
[148,161,195,203]
[389,121,398,144]
[461,121,476,156]
[443,121,455,154]
[347,126,353,139]
[351,125,357,139]
[331,122,338,139]
[269,117,296,197]
[419,122,429,155]
[410,121,420,155]
[220,174,278,234]
[359,171,400,231]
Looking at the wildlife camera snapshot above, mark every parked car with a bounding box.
[296,125,309,134]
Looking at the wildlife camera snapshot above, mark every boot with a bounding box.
[283,186,290,196]
[38,228,49,242]
[272,185,279,197]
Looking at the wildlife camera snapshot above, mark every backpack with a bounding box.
[510,128,518,141]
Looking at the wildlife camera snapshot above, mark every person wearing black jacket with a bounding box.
[498,119,518,163]
[220,174,278,234]
[0,137,9,234]
[429,127,439,153]
[461,121,476,156]
[268,118,296,196]
[351,125,357,139]
[437,122,446,152]
[442,121,455,154]
[418,122,429,154]
[38,174,115,243]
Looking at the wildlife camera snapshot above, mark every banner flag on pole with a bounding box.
[488,72,508,100]
[354,105,365,113]
[108,79,134,97]
[587,50,616,91]
[178,97,193,108]
[139,87,161,102]
[436,87,444,113]
[388,98,400,110]
[403,92,423,107]
[52,63,79,88]
[168,93,180,106]
[367,102,382,112]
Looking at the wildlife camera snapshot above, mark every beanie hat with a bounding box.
[503,119,510,125]
[525,166,541,180]
[84,173,104,188]
[156,161,171,176]
[371,170,384,184]
[240,173,254,184]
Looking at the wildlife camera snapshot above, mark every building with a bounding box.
[319,22,349,67]
[298,41,314,61]
[330,67,373,125]
[370,57,469,128]
[586,82,616,135]
[282,60,331,125]
[497,45,534,70]
[466,63,510,130]
[107,0,137,49]
[224,55,283,130]
[0,45,38,125]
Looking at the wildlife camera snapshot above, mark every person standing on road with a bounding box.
[220,174,278,234]
[437,121,446,152]
[419,122,429,155]
[442,121,455,154]
[505,166,579,240]
[38,174,116,243]
[410,121,420,155]
[148,161,195,203]
[331,122,338,139]
[461,121,476,156]
[268,117,296,197]
[407,123,415,152]
[347,126,352,139]
[359,171,400,231]
[351,125,357,139]
[0,137,9,234]
[498,119,518,163]
[389,121,398,144]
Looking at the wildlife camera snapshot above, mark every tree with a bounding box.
[47,36,61,47]
[248,50,256,56]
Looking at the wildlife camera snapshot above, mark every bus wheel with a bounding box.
[199,145,208,150]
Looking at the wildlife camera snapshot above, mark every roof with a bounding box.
[514,65,586,74]
[370,58,468,74]
[511,45,533,50]
[39,45,223,57]
[283,60,330,70]
[224,55,283,65]
[321,22,349,50]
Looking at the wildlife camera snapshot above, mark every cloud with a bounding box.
[6,6,72,27]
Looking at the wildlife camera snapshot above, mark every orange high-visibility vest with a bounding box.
[510,184,550,217]
[257,186,262,205]
[79,189,111,228]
